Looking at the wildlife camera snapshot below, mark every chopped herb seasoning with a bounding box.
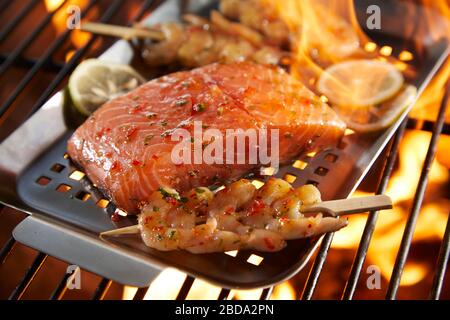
[146,112,157,119]
[144,134,155,145]
[168,230,176,239]
[193,103,206,112]
[284,132,293,138]
[153,206,159,212]
[156,234,163,241]
[180,197,188,203]
[188,170,198,177]
[175,99,188,106]
[160,131,172,138]
[217,106,224,116]
[195,188,205,194]
[161,121,168,126]
[158,187,182,204]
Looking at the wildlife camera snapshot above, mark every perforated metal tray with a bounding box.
[0,0,449,288]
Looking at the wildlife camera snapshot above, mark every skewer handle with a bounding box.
[100,225,139,237]
[81,22,165,41]
[301,195,392,217]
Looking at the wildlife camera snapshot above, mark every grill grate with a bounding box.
[0,0,449,300]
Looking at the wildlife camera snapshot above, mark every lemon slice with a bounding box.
[317,59,404,107]
[68,59,145,116]
[334,85,417,133]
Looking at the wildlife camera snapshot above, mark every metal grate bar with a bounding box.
[407,118,450,135]
[301,120,408,300]
[342,120,408,299]
[0,0,13,14]
[176,276,195,300]
[260,287,273,300]
[0,0,69,77]
[91,278,113,300]
[0,55,64,72]
[133,287,149,300]
[386,85,449,299]
[300,232,335,300]
[49,272,72,300]
[0,236,16,264]
[8,252,48,300]
[0,0,99,120]
[0,0,40,43]
[134,0,162,21]
[429,213,450,300]
[217,289,230,300]
[24,0,124,119]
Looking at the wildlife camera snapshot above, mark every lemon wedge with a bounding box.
[317,59,404,107]
[68,59,145,116]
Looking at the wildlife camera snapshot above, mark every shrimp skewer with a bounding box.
[137,178,349,253]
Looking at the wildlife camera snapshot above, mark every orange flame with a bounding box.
[333,130,450,286]
[44,0,98,60]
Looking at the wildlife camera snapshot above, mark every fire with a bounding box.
[408,0,450,122]
[122,269,296,300]
[333,130,450,286]
[44,0,98,58]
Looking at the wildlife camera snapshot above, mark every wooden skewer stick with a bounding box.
[301,195,392,217]
[100,225,139,237]
[100,195,392,237]
[81,22,165,41]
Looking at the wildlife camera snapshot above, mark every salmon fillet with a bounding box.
[67,62,345,213]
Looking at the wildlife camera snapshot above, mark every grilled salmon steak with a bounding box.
[68,62,346,213]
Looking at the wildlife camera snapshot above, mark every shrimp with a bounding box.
[138,178,347,253]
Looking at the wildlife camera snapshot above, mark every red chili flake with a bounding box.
[308,223,312,229]
[279,217,289,223]
[111,213,121,222]
[152,226,164,232]
[95,127,111,139]
[151,155,159,161]
[165,197,178,206]
[105,152,113,158]
[143,216,151,225]
[248,199,265,216]
[299,97,311,105]
[126,127,139,140]
[110,161,121,171]
[264,237,275,250]
[131,160,141,166]
[224,207,234,215]
[244,87,256,96]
